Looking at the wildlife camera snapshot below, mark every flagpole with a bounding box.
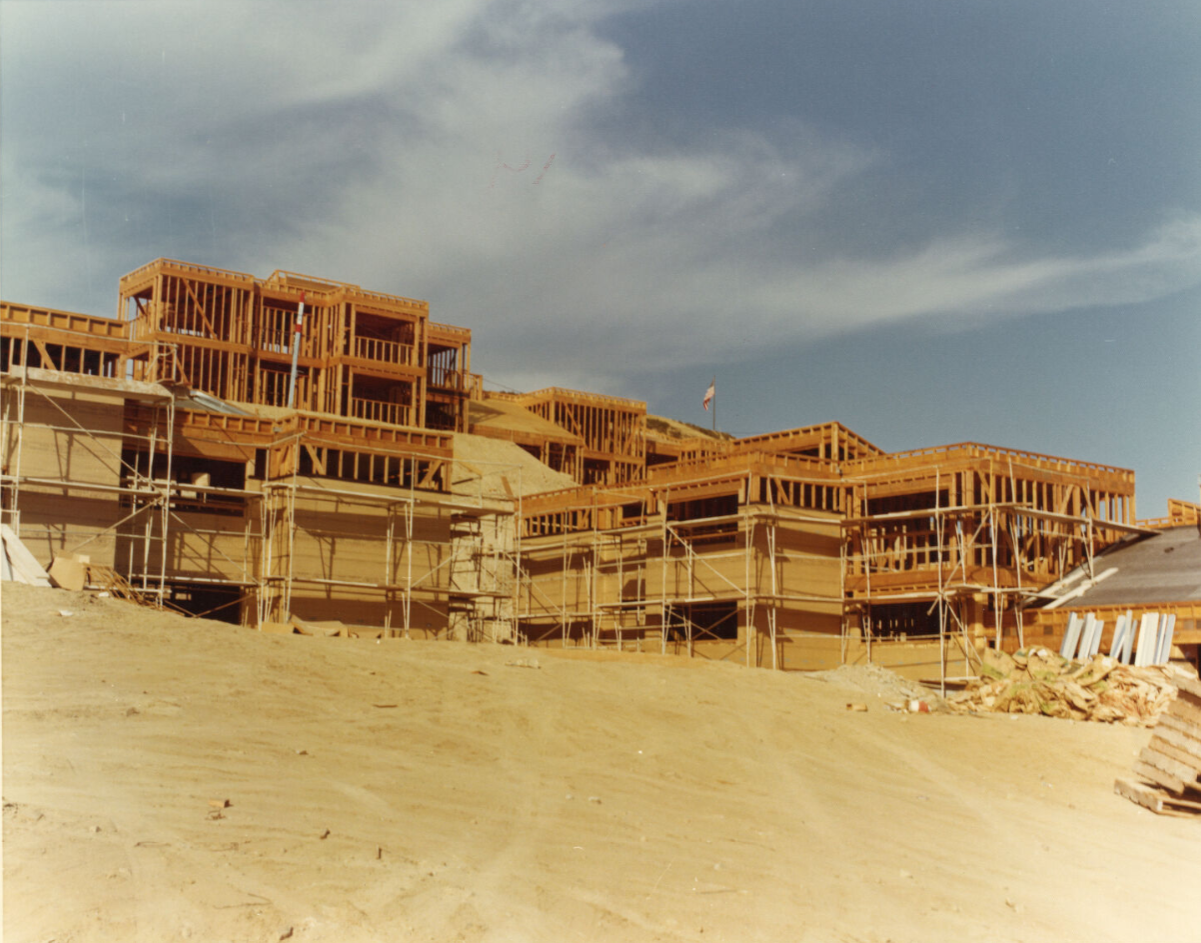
[711,375,716,433]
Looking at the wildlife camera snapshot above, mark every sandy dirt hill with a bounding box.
[3,583,1198,943]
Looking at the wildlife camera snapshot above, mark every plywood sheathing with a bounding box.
[1,356,516,634]
[471,396,584,440]
[645,414,733,467]
[452,432,579,499]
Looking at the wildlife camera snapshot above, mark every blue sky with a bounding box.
[2,0,1198,516]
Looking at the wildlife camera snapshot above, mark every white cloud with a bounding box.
[3,0,1200,394]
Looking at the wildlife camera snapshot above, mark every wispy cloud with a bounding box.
[3,0,1199,395]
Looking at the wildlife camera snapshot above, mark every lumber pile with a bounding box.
[1115,675,1201,815]
[945,647,1181,725]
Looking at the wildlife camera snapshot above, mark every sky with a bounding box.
[2,0,1198,516]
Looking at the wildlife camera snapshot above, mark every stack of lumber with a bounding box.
[1115,675,1201,815]
[945,647,1181,725]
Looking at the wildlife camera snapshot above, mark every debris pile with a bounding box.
[807,662,938,706]
[945,647,1182,725]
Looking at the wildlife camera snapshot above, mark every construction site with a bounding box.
[3,257,1199,682]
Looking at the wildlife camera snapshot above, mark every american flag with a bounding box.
[702,380,715,411]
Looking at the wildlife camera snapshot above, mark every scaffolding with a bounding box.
[2,261,1170,670]
[1,367,517,635]
[840,448,1148,687]
[514,462,845,668]
[509,438,1147,681]
[1,365,176,605]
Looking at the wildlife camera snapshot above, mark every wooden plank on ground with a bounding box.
[1115,777,1165,813]
[1115,778,1201,816]
[1162,793,1201,812]
[290,615,346,637]
[259,622,297,635]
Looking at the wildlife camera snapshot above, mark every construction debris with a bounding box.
[807,663,941,707]
[945,647,1182,725]
[83,563,160,608]
[1116,675,1201,814]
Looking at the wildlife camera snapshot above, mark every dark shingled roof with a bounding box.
[1050,525,1201,607]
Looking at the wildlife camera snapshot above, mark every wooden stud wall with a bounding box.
[516,387,647,486]
[116,259,471,433]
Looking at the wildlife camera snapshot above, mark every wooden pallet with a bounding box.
[1114,778,1201,816]
[1117,676,1201,814]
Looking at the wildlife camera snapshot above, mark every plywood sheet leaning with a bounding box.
[1134,612,1160,667]
[1107,611,1132,661]
[1117,674,1201,814]
[47,555,87,592]
[1,524,52,586]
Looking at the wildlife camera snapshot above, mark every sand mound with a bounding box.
[4,583,1197,942]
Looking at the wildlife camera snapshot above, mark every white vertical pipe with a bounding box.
[287,291,306,409]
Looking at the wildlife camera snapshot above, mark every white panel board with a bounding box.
[1060,612,1082,660]
[1134,612,1159,668]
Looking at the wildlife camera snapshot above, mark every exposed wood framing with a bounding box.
[506,387,647,486]
[5,258,1179,673]
[118,259,479,433]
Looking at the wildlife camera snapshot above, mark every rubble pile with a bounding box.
[946,647,1183,725]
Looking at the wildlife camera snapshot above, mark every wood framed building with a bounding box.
[4,258,1190,679]
[512,429,1146,677]
[2,285,516,636]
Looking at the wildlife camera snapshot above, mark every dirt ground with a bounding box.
[3,583,1199,943]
